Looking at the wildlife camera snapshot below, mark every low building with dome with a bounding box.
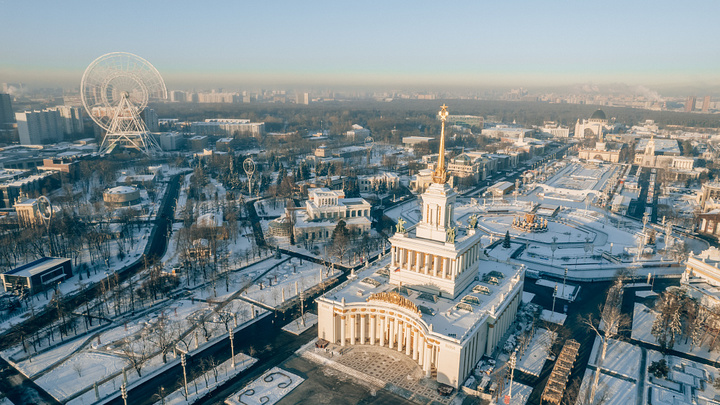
[575,109,611,139]
[103,186,141,207]
[316,105,524,388]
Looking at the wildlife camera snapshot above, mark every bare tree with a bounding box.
[72,361,83,377]
[119,335,148,377]
[582,279,630,403]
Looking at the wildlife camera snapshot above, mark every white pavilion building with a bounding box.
[316,105,524,388]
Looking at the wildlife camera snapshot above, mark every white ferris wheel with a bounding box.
[81,52,167,155]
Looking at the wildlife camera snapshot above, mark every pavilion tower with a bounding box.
[389,105,484,298]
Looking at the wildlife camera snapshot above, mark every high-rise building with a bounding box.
[16,109,63,145]
[142,108,159,132]
[170,90,186,102]
[686,96,697,112]
[0,93,16,142]
[702,96,711,113]
[54,105,84,135]
[0,94,14,125]
[296,92,309,105]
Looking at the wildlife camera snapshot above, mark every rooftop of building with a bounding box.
[635,138,681,154]
[320,255,522,341]
[590,109,607,120]
[104,185,138,194]
[2,257,70,277]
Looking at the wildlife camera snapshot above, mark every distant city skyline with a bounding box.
[2,0,719,95]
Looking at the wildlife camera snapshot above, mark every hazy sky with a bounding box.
[2,0,719,92]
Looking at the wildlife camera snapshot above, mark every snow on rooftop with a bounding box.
[321,255,523,342]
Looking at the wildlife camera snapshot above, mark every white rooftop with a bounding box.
[322,256,523,342]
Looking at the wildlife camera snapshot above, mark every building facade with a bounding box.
[575,109,609,138]
[316,106,523,388]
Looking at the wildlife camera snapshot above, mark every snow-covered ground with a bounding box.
[577,370,637,405]
[282,313,318,336]
[516,328,555,377]
[499,381,532,405]
[521,292,535,303]
[242,258,339,309]
[155,353,257,405]
[536,279,578,301]
[540,310,566,325]
[588,337,641,381]
[632,303,720,363]
[254,198,286,217]
[224,366,304,405]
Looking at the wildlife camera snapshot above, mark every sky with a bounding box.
[1,0,720,93]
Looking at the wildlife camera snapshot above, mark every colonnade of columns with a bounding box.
[337,312,437,375]
[391,242,482,280]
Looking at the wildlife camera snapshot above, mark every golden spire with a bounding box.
[432,104,449,184]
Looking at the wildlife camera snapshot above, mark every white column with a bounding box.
[340,316,346,346]
[416,251,421,272]
[398,249,404,268]
[433,256,439,277]
[380,317,386,346]
[413,330,419,361]
[360,314,366,345]
[441,257,448,279]
[418,336,425,367]
[397,321,404,352]
[350,315,356,345]
[405,325,412,356]
[370,315,376,345]
[389,319,394,349]
[424,344,432,376]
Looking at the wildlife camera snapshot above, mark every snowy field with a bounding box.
[577,370,637,405]
[516,328,555,377]
[588,337,640,381]
[224,366,304,405]
[35,352,126,401]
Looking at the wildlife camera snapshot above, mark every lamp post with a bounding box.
[508,350,517,401]
[180,351,189,398]
[121,383,127,405]
[552,285,557,319]
[562,268,568,301]
[551,236,557,265]
[229,328,235,368]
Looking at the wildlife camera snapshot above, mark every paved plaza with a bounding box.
[301,342,458,405]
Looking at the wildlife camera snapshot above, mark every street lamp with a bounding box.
[180,351,189,398]
[229,328,235,368]
[508,350,517,401]
[121,382,127,405]
[552,284,557,318]
[562,268,568,300]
